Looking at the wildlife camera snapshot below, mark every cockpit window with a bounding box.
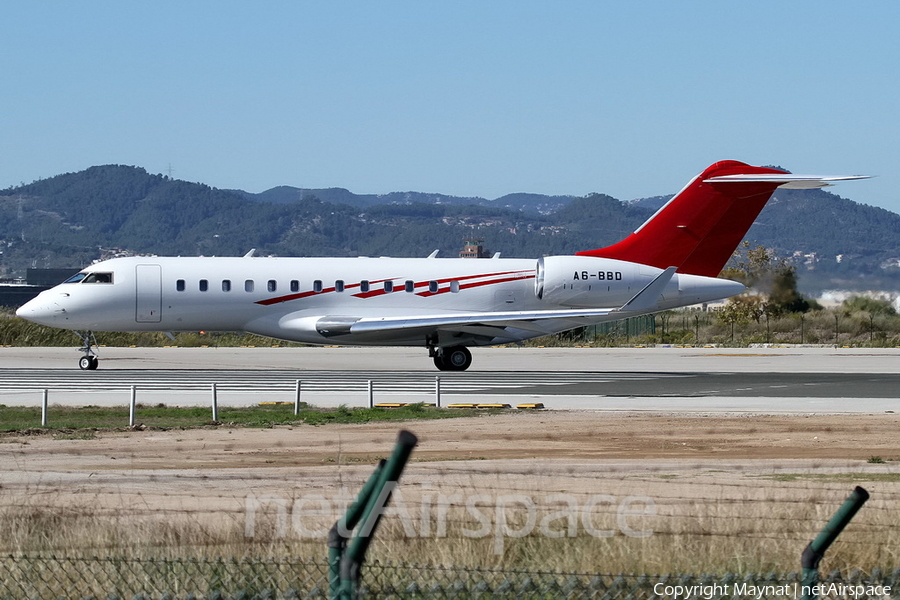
[82,272,113,284]
[63,273,88,284]
[65,272,113,284]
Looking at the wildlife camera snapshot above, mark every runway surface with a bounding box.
[1,346,898,413]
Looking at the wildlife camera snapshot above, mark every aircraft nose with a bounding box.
[16,298,42,320]
[16,295,64,325]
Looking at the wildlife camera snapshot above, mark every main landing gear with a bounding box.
[431,345,472,371]
[76,331,99,370]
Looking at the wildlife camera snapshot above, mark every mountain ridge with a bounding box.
[2,164,897,293]
[235,185,576,214]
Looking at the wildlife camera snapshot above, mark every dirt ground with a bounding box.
[3,411,899,512]
[5,411,900,471]
[0,411,900,570]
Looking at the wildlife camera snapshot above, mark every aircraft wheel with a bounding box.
[79,356,99,370]
[443,346,472,371]
[433,354,448,370]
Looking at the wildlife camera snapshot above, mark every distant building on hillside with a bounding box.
[459,239,492,258]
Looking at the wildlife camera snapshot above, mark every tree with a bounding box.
[768,267,810,314]
[721,242,813,316]
[717,294,766,325]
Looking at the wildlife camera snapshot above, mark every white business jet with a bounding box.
[16,161,867,371]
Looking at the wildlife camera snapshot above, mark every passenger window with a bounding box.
[176,280,186,292]
[268,280,277,292]
[199,279,208,292]
[313,280,323,293]
[405,280,415,292]
[429,281,439,293]
[384,281,394,293]
[450,280,460,293]
[290,280,299,292]
[360,280,370,293]
[335,280,345,292]
[222,280,231,292]
[245,280,254,292]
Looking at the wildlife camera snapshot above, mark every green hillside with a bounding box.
[2,165,898,293]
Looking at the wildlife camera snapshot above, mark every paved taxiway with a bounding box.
[0,346,898,413]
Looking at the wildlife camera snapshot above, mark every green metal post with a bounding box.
[800,486,869,600]
[328,460,385,600]
[340,429,418,598]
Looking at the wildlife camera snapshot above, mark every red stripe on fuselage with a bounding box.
[416,273,536,297]
[254,270,533,305]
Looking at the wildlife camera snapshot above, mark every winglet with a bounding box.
[618,267,677,313]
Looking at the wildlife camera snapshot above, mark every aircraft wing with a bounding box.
[316,268,678,340]
[341,307,616,333]
[316,306,622,343]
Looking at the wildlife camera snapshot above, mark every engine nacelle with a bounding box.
[535,255,747,310]
[535,256,659,308]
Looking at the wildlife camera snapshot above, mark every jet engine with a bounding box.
[535,256,747,310]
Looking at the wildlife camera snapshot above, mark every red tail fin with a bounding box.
[576,161,789,277]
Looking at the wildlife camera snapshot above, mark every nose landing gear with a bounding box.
[76,331,99,370]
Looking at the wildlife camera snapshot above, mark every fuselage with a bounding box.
[16,255,742,347]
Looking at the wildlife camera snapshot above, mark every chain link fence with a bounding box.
[2,555,899,599]
[1,555,327,599]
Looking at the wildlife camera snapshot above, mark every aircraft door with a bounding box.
[135,264,163,323]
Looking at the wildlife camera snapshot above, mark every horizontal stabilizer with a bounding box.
[704,173,870,189]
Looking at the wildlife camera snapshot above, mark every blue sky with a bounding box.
[2,2,896,211]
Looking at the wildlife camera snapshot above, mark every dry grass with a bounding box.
[3,463,897,576]
[3,413,897,583]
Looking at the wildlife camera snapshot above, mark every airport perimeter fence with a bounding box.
[2,554,899,599]
[560,310,900,347]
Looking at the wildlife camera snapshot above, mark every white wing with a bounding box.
[315,268,678,339]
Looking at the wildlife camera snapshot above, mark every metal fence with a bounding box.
[2,555,899,599]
